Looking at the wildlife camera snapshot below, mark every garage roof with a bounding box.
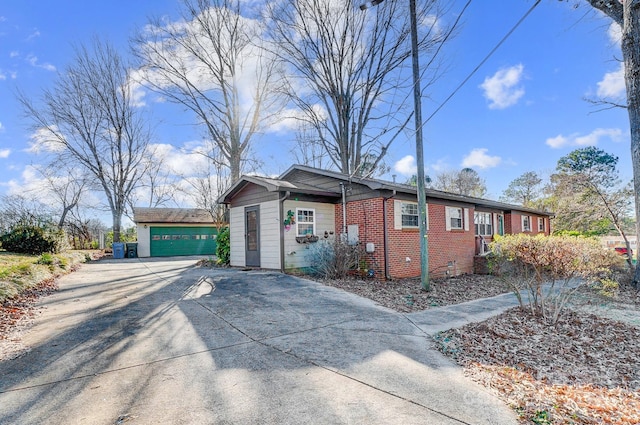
[133,208,215,224]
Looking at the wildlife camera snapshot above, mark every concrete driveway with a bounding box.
[0,257,518,424]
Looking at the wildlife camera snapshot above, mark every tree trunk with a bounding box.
[112,210,122,243]
[621,2,640,286]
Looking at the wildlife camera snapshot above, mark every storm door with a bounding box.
[245,206,260,267]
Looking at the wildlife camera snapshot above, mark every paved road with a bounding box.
[0,257,518,424]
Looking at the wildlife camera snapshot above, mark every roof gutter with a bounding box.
[383,190,397,280]
[279,191,291,273]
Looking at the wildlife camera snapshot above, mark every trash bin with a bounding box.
[126,242,138,259]
[112,242,125,259]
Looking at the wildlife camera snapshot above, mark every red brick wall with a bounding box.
[426,204,476,278]
[505,212,550,236]
[335,198,388,278]
[335,198,476,279]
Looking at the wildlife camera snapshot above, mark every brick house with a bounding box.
[218,165,552,279]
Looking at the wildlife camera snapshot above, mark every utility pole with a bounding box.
[360,0,429,290]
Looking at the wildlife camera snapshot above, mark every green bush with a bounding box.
[216,227,230,265]
[0,224,68,255]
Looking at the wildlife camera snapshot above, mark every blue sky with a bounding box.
[0,0,631,210]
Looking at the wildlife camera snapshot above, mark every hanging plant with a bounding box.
[284,210,296,230]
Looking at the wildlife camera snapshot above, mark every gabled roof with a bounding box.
[133,208,214,224]
[221,165,553,217]
[281,165,553,216]
[218,174,340,204]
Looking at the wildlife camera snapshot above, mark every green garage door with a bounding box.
[150,226,218,257]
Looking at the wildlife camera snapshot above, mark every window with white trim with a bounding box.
[446,206,464,230]
[474,212,493,236]
[393,200,427,230]
[296,208,315,236]
[522,215,531,232]
[538,217,545,232]
[401,202,419,228]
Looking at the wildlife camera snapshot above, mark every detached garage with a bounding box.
[133,208,219,257]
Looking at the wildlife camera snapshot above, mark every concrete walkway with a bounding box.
[0,258,519,424]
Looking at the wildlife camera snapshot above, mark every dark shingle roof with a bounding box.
[133,208,214,224]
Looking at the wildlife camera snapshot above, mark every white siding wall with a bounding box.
[259,200,282,269]
[229,207,246,267]
[282,200,335,270]
[136,225,151,257]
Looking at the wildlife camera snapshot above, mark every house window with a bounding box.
[296,208,315,236]
[401,202,419,228]
[474,212,493,236]
[393,200,428,230]
[538,217,545,232]
[446,207,464,230]
[522,215,532,232]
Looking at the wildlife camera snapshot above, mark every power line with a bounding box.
[423,0,542,125]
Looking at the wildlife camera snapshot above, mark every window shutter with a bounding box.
[521,215,526,231]
[464,208,470,231]
[394,200,402,230]
[425,203,429,230]
[445,207,451,231]
[493,214,498,235]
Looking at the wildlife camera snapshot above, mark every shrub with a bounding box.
[216,227,230,265]
[307,238,363,279]
[489,234,625,324]
[0,223,68,255]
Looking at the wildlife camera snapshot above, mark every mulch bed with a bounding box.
[0,277,58,340]
[435,307,640,424]
[313,274,510,312]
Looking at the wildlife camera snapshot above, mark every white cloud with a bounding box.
[461,148,501,169]
[597,62,625,99]
[429,158,450,173]
[574,128,623,145]
[0,121,3,131]
[26,30,41,41]
[394,155,417,176]
[9,51,19,58]
[545,134,568,149]
[480,64,525,109]
[421,14,441,34]
[148,142,209,176]
[26,54,56,72]
[545,128,623,149]
[0,148,10,158]
[0,69,17,80]
[608,22,622,44]
[27,126,66,154]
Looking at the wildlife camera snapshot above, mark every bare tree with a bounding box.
[19,38,152,242]
[132,0,285,182]
[32,164,90,229]
[291,122,331,169]
[581,1,640,285]
[266,0,453,176]
[178,147,232,224]
[127,145,178,214]
[0,194,53,232]
[433,168,487,198]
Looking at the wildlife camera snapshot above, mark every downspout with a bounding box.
[279,191,291,273]
[383,190,397,280]
[340,182,347,235]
